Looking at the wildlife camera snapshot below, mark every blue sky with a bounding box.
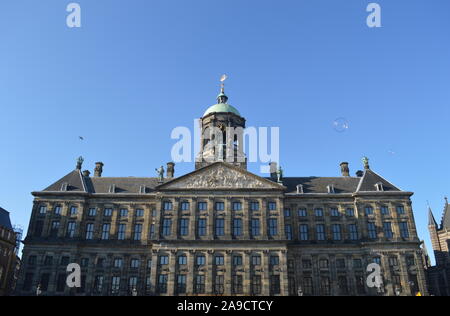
[1,0,449,262]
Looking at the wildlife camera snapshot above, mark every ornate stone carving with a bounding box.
[165,164,273,189]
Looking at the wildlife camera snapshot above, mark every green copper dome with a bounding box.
[203,103,241,117]
[203,87,241,117]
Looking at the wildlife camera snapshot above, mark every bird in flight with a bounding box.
[79,136,84,141]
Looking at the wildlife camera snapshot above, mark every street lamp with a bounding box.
[395,287,401,296]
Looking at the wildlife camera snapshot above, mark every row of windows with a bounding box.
[156,254,280,267]
[38,205,146,218]
[162,201,278,212]
[36,218,410,241]
[286,205,406,218]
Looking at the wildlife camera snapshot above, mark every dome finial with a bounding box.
[217,74,228,104]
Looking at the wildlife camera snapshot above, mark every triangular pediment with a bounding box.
[157,162,284,190]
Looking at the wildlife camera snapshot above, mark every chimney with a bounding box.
[356,170,364,177]
[166,162,175,178]
[340,162,350,177]
[269,162,277,180]
[82,170,91,177]
[94,162,104,177]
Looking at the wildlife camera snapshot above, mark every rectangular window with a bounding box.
[215,255,224,265]
[314,208,324,217]
[383,222,394,239]
[400,222,409,238]
[135,209,144,217]
[368,222,377,239]
[332,224,342,241]
[50,221,60,237]
[303,277,313,296]
[233,218,242,236]
[250,202,259,211]
[346,208,354,217]
[28,256,37,266]
[233,255,242,266]
[285,224,293,240]
[178,255,187,265]
[251,275,262,295]
[268,218,278,236]
[215,202,225,211]
[23,273,34,291]
[348,224,358,241]
[67,222,76,238]
[70,206,78,216]
[195,275,205,294]
[232,275,243,294]
[338,276,349,295]
[251,219,260,237]
[111,276,121,295]
[232,202,242,211]
[299,224,309,241]
[40,273,50,291]
[117,224,126,240]
[159,255,169,265]
[197,218,207,236]
[316,224,325,241]
[215,218,225,236]
[330,208,340,217]
[214,275,224,294]
[130,259,140,269]
[54,205,62,215]
[158,274,168,294]
[177,275,187,294]
[119,209,128,217]
[365,206,374,215]
[114,258,123,268]
[268,202,277,211]
[163,201,173,211]
[179,218,189,236]
[85,223,94,240]
[270,255,280,266]
[252,255,261,266]
[319,259,329,269]
[353,259,363,269]
[39,205,47,214]
[162,218,172,236]
[133,224,143,241]
[302,259,312,269]
[128,277,138,292]
[336,259,346,269]
[88,208,97,217]
[381,206,389,215]
[284,208,291,217]
[396,205,405,215]
[101,223,110,240]
[104,208,112,217]
[196,255,206,266]
[270,275,280,294]
[198,202,207,211]
[320,277,331,296]
[180,201,190,211]
[298,208,307,217]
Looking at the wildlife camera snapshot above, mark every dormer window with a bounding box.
[60,182,68,191]
[327,185,335,194]
[108,184,116,193]
[296,184,304,194]
[375,182,384,192]
[139,185,146,194]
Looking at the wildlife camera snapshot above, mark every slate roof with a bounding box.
[441,201,450,230]
[280,177,360,194]
[356,169,400,192]
[428,207,438,227]
[0,207,13,230]
[42,169,171,194]
[39,165,403,195]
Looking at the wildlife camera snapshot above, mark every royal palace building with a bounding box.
[16,86,428,296]
[0,207,19,296]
